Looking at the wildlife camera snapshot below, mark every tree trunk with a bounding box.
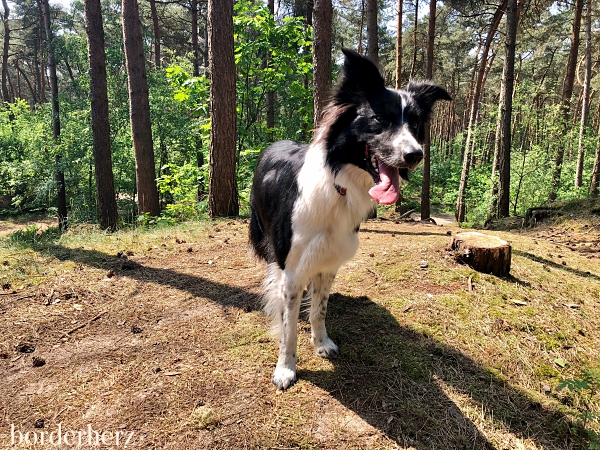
[450,232,511,277]
[1,0,10,102]
[495,0,518,219]
[207,0,238,217]
[122,0,160,217]
[455,0,507,223]
[575,0,591,188]
[394,0,403,212]
[548,0,583,201]
[420,0,435,221]
[41,0,67,231]
[357,0,364,54]
[191,0,200,76]
[85,0,118,231]
[312,0,332,127]
[591,118,600,196]
[395,0,402,89]
[409,0,418,79]
[16,62,37,103]
[366,0,378,63]
[266,0,275,139]
[148,0,161,68]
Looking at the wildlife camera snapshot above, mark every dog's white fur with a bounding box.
[262,138,377,389]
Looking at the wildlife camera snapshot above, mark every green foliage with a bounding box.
[558,368,600,449]
[156,162,206,222]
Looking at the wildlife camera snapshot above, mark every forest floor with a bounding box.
[0,201,599,449]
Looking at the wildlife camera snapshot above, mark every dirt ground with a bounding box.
[0,211,599,449]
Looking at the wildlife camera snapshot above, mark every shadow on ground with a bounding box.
[10,242,585,449]
[300,293,583,450]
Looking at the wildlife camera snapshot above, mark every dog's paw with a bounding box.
[314,338,339,359]
[272,367,297,390]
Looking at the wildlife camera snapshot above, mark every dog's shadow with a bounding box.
[299,293,580,450]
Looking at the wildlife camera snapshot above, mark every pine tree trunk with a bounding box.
[394,0,403,213]
[312,0,332,127]
[266,0,275,140]
[366,0,378,63]
[548,0,583,201]
[496,0,518,219]
[122,0,160,217]
[575,0,591,188]
[420,0,435,221]
[41,0,67,231]
[455,0,507,223]
[591,121,600,197]
[409,0,418,79]
[395,0,402,89]
[1,0,10,102]
[366,0,379,220]
[149,0,161,68]
[191,0,200,76]
[207,0,238,217]
[85,0,118,231]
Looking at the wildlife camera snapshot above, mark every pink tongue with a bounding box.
[368,159,400,205]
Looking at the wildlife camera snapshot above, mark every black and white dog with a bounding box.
[249,49,451,390]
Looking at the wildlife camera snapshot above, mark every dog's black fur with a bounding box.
[249,49,451,389]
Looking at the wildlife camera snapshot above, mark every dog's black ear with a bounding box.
[334,48,385,104]
[406,81,452,121]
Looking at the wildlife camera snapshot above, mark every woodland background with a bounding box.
[0,0,598,229]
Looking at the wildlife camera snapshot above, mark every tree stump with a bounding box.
[450,232,511,276]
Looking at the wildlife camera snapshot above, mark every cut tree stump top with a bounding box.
[450,232,511,277]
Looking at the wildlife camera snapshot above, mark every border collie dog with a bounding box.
[249,49,451,390]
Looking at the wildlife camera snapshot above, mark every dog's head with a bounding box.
[323,48,452,205]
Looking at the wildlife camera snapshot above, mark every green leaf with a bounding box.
[554,358,566,368]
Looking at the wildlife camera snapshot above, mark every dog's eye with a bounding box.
[373,115,386,124]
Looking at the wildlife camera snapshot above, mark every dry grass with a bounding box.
[0,207,599,449]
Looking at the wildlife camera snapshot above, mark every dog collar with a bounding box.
[334,184,347,196]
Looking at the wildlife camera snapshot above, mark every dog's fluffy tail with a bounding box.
[262,263,285,338]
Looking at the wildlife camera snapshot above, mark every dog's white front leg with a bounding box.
[310,272,339,358]
[272,283,302,390]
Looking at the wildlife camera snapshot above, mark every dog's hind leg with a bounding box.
[271,276,304,390]
[309,272,339,359]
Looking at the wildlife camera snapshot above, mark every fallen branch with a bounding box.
[61,311,107,337]
[399,209,416,219]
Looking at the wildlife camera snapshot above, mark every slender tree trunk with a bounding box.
[33,29,41,104]
[37,4,47,104]
[366,0,378,63]
[394,0,404,212]
[496,0,518,218]
[409,0,418,79]
[455,0,507,223]
[395,0,402,89]
[122,0,160,216]
[420,0,436,221]
[548,0,583,201]
[16,63,37,103]
[312,0,332,127]
[575,0,591,188]
[357,0,365,54]
[207,0,238,217]
[41,0,67,231]
[85,0,118,230]
[191,0,200,76]
[148,0,161,68]
[266,0,275,139]
[591,123,600,196]
[1,0,10,102]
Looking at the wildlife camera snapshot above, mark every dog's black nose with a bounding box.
[404,148,423,166]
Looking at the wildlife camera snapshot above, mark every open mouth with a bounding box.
[365,146,400,205]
